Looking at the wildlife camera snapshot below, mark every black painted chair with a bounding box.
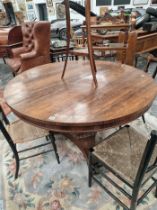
[89,126,157,210]
[144,54,157,79]
[0,106,60,179]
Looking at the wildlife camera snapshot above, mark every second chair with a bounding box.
[5,21,51,75]
[0,106,60,179]
[89,126,157,210]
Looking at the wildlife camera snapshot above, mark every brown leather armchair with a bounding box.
[6,21,51,75]
[0,26,22,58]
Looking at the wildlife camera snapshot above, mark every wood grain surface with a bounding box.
[4,60,157,133]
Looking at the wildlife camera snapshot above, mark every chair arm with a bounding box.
[7,42,23,48]
[11,46,26,57]
[18,55,50,73]
[0,42,22,50]
[20,51,38,60]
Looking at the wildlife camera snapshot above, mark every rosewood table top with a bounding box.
[4,60,157,133]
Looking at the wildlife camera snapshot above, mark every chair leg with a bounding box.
[2,57,6,64]
[134,55,138,67]
[12,144,20,179]
[0,121,20,179]
[142,115,146,124]
[130,194,138,210]
[130,202,137,210]
[15,156,20,179]
[130,186,140,210]
[49,132,60,164]
[152,66,157,79]
[155,185,157,198]
[144,61,150,73]
[88,149,93,187]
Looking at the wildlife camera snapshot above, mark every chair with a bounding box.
[69,31,127,62]
[0,26,22,59]
[135,52,157,79]
[5,21,51,75]
[144,54,157,79]
[135,53,157,124]
[0,106,60,179]
[89,126,157,210]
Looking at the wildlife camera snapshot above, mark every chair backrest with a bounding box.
[134,130,157,192]
[8,25,23,45]
[125,31,137,65]
[117,31,137,65]
[7,21,51,73]
[22,21,50,56]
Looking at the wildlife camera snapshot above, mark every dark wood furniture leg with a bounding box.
[65,132,96,158]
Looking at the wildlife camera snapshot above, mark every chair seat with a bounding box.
[7,120,48,144]
[93,126,157,186]
[69,47,89,56]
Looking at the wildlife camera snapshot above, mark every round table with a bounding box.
[4,60,157,157]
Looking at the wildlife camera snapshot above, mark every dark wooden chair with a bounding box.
[89,126,157,210]
[144,54,157,79]
[0,106,60,179]
[135,53,157,124]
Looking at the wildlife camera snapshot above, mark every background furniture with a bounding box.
[6,21,51,75]
[81,23,130,46]
[62,1,132,86]
[4,61,157,158]
[69,31,136,65]
[142,54,157,79]
[50,46,75,62]
[0,26,22,59]
[0,11,25,25]
[128,31,157,66]
[2,1,16,26]
[0,106,60,179]
[89,126,157,210]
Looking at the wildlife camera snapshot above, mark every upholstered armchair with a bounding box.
[6,21,51,75]
[0,26,22,59]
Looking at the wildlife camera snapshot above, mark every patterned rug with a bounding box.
[0,113,157,210]
[0,63,13,115]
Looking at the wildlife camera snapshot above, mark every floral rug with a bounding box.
[0,63,13,115]
[0,113,157,210]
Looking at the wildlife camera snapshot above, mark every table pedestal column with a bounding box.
[64,132,96,158]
